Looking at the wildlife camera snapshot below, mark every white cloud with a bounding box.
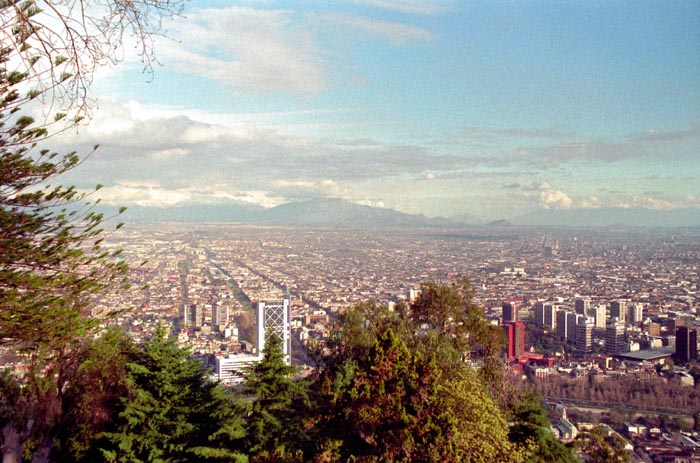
[612,194,700,210]
[626,121,700,144]
[578,196,601,209]
[91,181,288,208]
[164,7,329,96]
[318,13,434,45]
[357,199,385,208]
[151,148,189,160]
[55,99,487,210]
[515,123,700,170]
[55,96,699,218]
[269,179,344,199]
[539,189,574,209]
[94,181,192,207]
[349,0,454,15]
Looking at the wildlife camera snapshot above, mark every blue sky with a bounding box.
[54,0,700,221]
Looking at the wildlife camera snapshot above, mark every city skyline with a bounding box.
[45,0,699,222]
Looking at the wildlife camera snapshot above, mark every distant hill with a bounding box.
[260,198,456,227]
[116,198,460,228]
[111,201,700,229]
[119,203,266,223]
[513,207,700,228]
[448,212,482,225]
[486,219,514,227]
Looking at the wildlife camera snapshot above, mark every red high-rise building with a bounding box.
[503,321,526,359]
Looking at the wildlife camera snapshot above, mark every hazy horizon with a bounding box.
[44,0,699,222]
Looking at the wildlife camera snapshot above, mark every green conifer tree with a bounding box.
[98,326,247,463]
[1,1,184,459]
[243,332,310,463]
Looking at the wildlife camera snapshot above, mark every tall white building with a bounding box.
[589,304,607,329]
[544,304,557,330]
[534,302,545,326]
[610,300,627,323]
[575,298,591,315]
[256,291,292,365]
[627,303,643,324]
[215,292,292,383]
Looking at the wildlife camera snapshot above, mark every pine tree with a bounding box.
[0,27,129,462]
[1,1,185,460]
[243,332,310,462]
[98,326,247,463]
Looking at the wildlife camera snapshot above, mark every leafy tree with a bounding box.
[581,426,632,463]
[0,331,132,463]
[318,328,445,462]
[441,370,528,463]
[50,330,132,462]
[411,281,466,334]
[98,326,247,463]
[508,391,577,463]
[312,299,527,463]
[0,34,124,463]
[411,282,504,362]
[243,332,310,463]
[410,281,515,408]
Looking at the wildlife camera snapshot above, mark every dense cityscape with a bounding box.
[91,222,700,462]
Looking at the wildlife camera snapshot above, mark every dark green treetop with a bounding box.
[99,326,247,463]
[243,332,310,463]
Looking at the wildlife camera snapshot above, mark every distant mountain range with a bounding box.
[119,198,460,227]
[114,198,700,229]
[260,198,457,227]
[511,207,700,228]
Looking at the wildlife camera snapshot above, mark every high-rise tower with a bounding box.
[502,321,525,360]
[610,300,627,323]
[627,304,643,324]
[544,304,556,330]
[575,298,591,315]
[676,326,698,363]
[556,309,569,339]
[589,305,607,329]
[575,320,594,355]
[502,302,518,323]
[534,302,545,326]
[605,321,626,355]
[256,291,292,365]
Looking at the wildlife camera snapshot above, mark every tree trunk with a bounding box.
[2,420,22,463]
[30,434,53,463]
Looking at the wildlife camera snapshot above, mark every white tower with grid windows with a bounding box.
[256,291,292,365]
